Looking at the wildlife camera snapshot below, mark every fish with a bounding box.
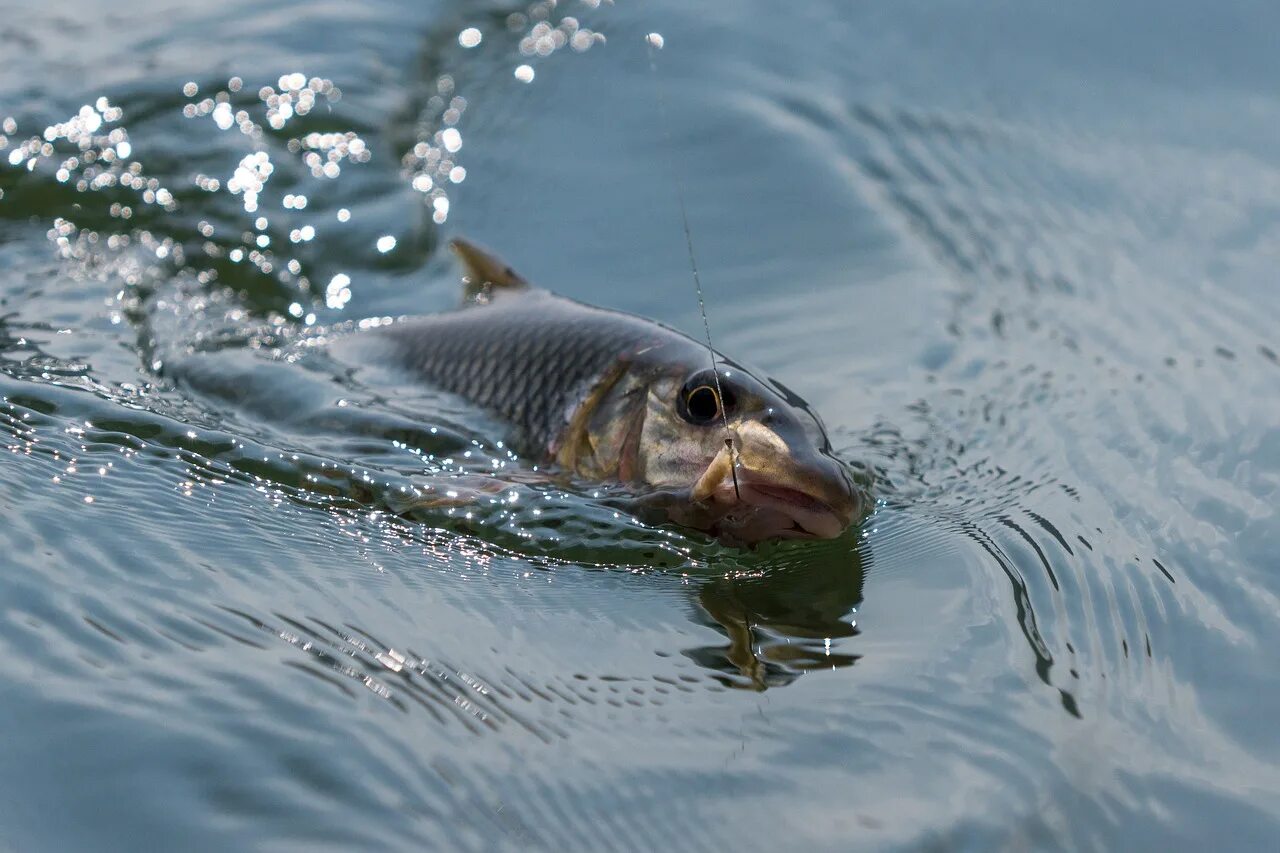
[335,238,866,545]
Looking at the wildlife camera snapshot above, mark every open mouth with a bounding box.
[688,446,854,542]
[694,474,847,542]
[736,481,846,539]
[747,483,834,517]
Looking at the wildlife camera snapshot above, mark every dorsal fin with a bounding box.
[450,238,529,300]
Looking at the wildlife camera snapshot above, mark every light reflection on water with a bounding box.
[1,0,1280,849]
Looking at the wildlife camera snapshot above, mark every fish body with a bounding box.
[342,240,865,544]
[372,287,687,462]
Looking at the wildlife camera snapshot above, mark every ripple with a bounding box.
[4,0,1280,848]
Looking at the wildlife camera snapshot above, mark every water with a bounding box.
[2,0,1278,849]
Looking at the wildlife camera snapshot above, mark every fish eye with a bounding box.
[686,385,720,423]
[678,370,735,425]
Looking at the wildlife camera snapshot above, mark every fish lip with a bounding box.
[704,473,850,540]
[745,483,835,517]
[739,481,846,539]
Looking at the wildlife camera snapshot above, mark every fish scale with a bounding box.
[376,291,681,455]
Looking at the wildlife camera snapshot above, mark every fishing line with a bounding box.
[644,31,741,501]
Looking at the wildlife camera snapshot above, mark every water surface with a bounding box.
[2,0,1279,849]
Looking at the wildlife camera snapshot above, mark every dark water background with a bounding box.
[2,1,1279,849]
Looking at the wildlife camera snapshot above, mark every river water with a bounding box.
[2,1,1278,849]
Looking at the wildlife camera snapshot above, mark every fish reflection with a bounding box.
[686,533,865,690]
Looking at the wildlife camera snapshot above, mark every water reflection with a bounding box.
[688,535,865,689]
[198,531,868,726]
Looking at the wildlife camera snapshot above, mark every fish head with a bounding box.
[636,360,865,544]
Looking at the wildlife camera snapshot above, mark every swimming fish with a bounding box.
[339,239,865,545]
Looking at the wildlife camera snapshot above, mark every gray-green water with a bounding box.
[2,1,1278,849]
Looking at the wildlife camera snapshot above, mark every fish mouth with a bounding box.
[732,479,848,540]
[695,465,851,543]
[742,482,846,536]
[685,434,858,543]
